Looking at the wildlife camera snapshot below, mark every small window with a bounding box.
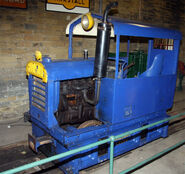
[154,38,174,50]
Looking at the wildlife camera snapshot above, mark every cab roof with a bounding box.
[66,13,182,40]
[109,16,182,39]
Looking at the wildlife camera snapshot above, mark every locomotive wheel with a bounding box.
[78,120,102,129]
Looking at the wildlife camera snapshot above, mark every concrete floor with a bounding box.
[0,87,184,173]
[0,119,31,146]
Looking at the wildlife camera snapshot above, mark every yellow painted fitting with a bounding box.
[81,12,94,31]
[26,61,47,83]
[35,51,42,61]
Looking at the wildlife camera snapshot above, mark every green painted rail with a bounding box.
[1,112,185,174]
[120,139,185,174]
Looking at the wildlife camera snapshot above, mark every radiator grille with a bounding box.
[32,76,46,112]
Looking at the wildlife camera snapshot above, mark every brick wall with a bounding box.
[0,0,184,121]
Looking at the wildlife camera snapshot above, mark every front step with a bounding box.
[28,134,52,152]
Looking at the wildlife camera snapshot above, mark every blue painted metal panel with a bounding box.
[113,76,175,123]
[98,75,176,124]
[42,59,94,81]
[149,49,175,75]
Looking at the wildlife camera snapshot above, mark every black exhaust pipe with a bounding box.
[83,1,118,105]
[94,1,118,78]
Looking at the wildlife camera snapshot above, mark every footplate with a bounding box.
[28,134,52,152]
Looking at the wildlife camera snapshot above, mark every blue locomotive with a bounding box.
[26,2,182,173]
